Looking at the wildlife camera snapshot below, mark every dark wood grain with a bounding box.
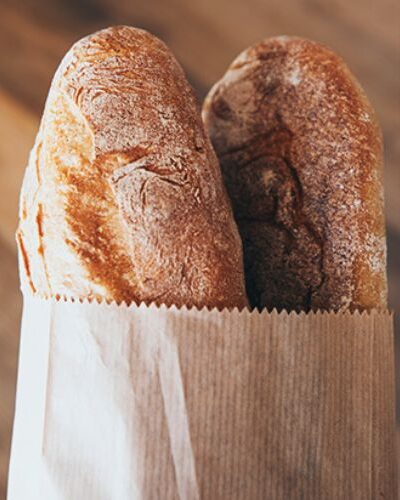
[0,0,398,494]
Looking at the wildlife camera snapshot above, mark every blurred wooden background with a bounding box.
[0,0,399,496]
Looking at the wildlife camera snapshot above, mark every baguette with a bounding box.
[17,26,248,309]
[203,37,387,311]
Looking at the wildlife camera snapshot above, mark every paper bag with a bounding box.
[8,294,396,499]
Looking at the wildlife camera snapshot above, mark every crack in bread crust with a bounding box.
[221,118,325,311]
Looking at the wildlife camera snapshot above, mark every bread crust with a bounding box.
[17,26,248,309]
[203,37,387,311]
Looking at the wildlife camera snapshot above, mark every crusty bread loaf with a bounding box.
[17,26,248,309]
[203,37,387,311]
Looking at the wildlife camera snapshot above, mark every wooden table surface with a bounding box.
[0,0,399,496]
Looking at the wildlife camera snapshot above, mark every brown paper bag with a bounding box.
[8,294,396,499]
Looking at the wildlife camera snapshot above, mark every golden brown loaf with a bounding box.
[203,37,387,312]
[17,26,248,309]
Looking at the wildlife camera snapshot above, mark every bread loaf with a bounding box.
[17,26,248,309]
[203,37,387,311]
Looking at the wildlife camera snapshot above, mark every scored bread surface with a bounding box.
[17,26,248,309]
[203,37,387,311]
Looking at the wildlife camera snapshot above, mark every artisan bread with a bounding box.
[203,36,387,311]
[17,26,248,309]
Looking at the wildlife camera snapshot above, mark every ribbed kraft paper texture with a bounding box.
[8,294,396,499]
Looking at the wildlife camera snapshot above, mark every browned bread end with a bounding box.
[17,26,248,310]
[203,36,387,311]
